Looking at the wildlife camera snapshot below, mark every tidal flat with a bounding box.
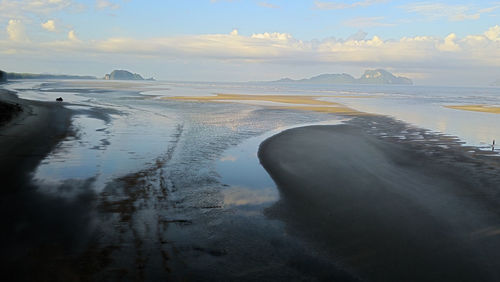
[1,80,500,281]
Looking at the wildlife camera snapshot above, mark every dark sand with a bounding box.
[4,82,500,281]
[259,124,500,281]
[0,89,95,280]
[0,89,72,188]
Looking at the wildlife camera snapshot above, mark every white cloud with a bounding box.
[404,2,481,22]
[68,30,79,41]
[479,4,500,13]
[251,32,292,41]
[437,33,460,52]
[41,19,56,31]
[95,0,120,10]
[2,26,500,77]
[0,0,76,19]
[484,25,500,41]
[6,19,29,42]
[314,0,387,10]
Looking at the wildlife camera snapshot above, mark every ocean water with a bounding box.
[5,80,500,193]
[163,82,500,148]
[7,80,500,187]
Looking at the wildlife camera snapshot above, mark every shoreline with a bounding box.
[2,80,500,280]
[0,87,80,279]
[0,87,73,190]
[258,122,500,281]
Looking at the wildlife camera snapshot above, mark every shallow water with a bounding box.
[7,79,500,194]
[150,81,500,148]
[4,79,500,280]
[217,119,345,212]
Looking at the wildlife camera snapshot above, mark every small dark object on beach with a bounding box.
[56,97,63,102]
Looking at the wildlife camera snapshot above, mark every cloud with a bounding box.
[0,0,77,19]
[3,26,500,77]
[95,0,120,10]
[479,4,500,13]
[41,19,56,31]
[6,19,29,42]
[437,33,460,51]
[484,25,500,41]
[314,0,386,10]
[343,17,395,27]
[68,30,79,41]
[251,32,292,40]
[258,2,279,9]
[404,2,482,21]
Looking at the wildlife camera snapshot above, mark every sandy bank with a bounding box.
[0,88,87,280]
[166,93,361,115]
[446,104,500,114]
[0,88,73,189]
[0,100,22,125]
[259,124,500,281]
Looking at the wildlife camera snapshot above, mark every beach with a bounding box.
[0,89,72,188]
[1,80,500,281]
[0,88,83,279]
[259,121,500,281]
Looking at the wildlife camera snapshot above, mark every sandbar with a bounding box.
[166,93,361,115]
[259,124,500,281]
[445,104,500,114]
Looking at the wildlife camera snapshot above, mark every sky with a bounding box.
[1,0,500,85]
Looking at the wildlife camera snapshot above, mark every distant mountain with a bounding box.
[274,78,295,83]
[301,73,356,84]
[4,72,96,80]
[0,70,6,82]
[104,70,155,81]
[357,69,412,85]
[270,69,413,85]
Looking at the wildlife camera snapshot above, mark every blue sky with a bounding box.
[1,0,500,85]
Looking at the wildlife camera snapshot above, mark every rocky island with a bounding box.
[104,70,155,81]
[271,69,413,85]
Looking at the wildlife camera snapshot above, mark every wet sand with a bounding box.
[0,88,73,189]
[3,80,500,281]
[0,89,98,280]
[259,123,500,281]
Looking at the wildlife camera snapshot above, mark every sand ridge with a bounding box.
[166,93,363,115]
[258,123,500,281]
[445,104,500,114]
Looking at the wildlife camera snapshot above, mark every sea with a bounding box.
[5,79,500,193]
